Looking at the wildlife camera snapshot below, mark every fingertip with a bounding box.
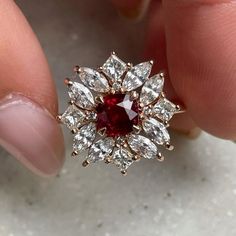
[0,94,65,176]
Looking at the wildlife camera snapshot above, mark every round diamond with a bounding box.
[96,94,139,137]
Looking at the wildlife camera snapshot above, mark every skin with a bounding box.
[0,0,235,175]
[113,0,236,139]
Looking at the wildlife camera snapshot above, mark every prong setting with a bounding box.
[64,78,73,86]
[165,142,174,151]
[73,65,80,73]
[157,152,164,162]
[82,160,90,167]
[71,151,78,157]
[56,115,62,122]
[95,95,104,104]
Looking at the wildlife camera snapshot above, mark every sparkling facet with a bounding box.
[122,62,152,91]
[142,118,170,145]
[140,74,164,105]
[73,123,96,151]
[68,82,95,109]
[61,105,86,130]
[152,98,177,121]
[96,94,139,137]
[88,138,114,163]
[128,134,158,159]
[113,147,133,171]
[79,67,109,93]
[102,54,127,82]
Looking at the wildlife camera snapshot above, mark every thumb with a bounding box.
[0,1,64,176]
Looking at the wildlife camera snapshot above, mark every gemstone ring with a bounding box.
[57,52,184,175]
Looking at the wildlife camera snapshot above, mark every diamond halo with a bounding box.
[57,52,184,175]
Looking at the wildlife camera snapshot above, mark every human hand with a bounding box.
[112,0,236,139]
[0,0,235,177]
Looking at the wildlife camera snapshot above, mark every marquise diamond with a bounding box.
[128,134,158,159]
[142,118,170,145]
[122,62,152,91]
[79,67,109,93]
[68,82,95,110]
[140,74,164,106]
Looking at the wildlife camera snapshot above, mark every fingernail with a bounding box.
[174,127,202,139]
[0,93,65,176]
[115,0,151,21]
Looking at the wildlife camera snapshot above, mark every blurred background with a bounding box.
[0,1,236,235]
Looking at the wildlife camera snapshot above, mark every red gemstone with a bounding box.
[96,94,139,137]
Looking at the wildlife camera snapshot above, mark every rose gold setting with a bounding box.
[58,52,185,175]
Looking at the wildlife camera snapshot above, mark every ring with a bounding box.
[57,52,184,175]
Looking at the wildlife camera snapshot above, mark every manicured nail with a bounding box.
[114,0,151,21]
[0,93,65,176]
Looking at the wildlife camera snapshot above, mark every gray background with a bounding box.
[0,1,236,235]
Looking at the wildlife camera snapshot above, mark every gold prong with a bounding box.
[121,170,127,176]
[105,156,112,164]
[126,62,133,69]
[111,51,116,55]
[159,71,165,79]
[175,104,186,113]
[64,78,73,86]
[110,88,116,94]
[97,66,103,72]
[176,105,181,111]
[98,127,107,136]
[56,115,62,122]
[82,160,90,167]
[133,125,141,134]
[123,142,128,148]
[139,112,145,119]
[149,60,154,65]
[73,65,81,73]
[68,100,75,105]
[71,151,78,157]
[165,142,174,151]
[130,91,139,100]
[120,87,126,94]
[95,95,104,104]
[160,92,166,98]
[139,102,144,108]
[157,152,164,162]
[132,155,140,161]
[163,120,169,127]
[71,128,77,134]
